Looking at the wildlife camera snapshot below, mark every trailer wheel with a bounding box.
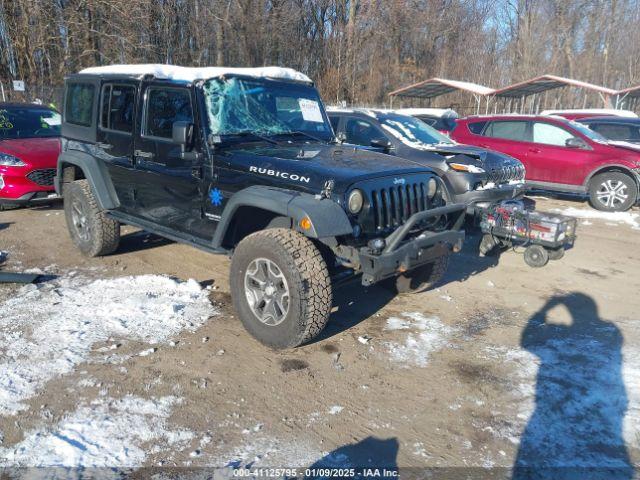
[523,245,549,268]
[547,247,565,261]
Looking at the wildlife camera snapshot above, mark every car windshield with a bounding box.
[203,77,333,143]
[379,114,454,146]
[568,120,608,143]
[0,106,61,140]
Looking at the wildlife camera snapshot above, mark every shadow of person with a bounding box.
[513,293,634,480]
[306,437,399,478]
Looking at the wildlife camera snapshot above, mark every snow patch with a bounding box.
[0,275,216,415]
[0,395,192,467]
[384,313,455,367]
[80,64,311,83]
[553,207,640,229]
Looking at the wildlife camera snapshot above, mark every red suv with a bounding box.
[0,103,61,209]
[451,115,640,211]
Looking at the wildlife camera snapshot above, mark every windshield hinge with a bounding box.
[320,179,335,199]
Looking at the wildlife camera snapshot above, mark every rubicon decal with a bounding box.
[249,166,311,183]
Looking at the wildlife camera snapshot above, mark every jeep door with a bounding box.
[96,82,138,212]
[133,83,210,236]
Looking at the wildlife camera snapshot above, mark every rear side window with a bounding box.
[65,83,95,126]
[484,121,529,141]
[100,84,136,133]
[144,87,193,139]
[467,121,487,134]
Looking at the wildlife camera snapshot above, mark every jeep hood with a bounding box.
[221,143,435,191]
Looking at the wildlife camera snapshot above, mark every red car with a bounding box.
[0,103,61,209]
[451,114,640,212]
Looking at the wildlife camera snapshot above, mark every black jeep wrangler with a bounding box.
[56,65,465,348]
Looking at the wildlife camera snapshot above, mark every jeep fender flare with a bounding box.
[212,186,353,248]
[56,150,120,210]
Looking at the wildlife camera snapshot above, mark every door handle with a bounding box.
[95,142,113,150]
[134,150,155,159]
[528,148,541,153]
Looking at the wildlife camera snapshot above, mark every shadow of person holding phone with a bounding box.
[513,293,634,480]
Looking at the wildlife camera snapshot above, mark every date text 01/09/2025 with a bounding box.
[231,468,399,477]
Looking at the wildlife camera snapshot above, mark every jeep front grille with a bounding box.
[370,182,431,231]
[27,169,56,186]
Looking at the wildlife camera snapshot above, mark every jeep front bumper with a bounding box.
[357,203,466,286]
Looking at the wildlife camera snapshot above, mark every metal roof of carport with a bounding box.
[617,84,640,98]
[492,74,617,98]
[388,77,495,98]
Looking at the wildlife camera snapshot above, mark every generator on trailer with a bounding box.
[478,200,577,268]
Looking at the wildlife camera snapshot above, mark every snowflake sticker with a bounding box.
[209,188,223,206]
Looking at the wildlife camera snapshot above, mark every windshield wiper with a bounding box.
[281,130,328,144]
[226,131,280,145]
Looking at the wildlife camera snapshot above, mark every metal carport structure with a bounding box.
[616,85,640,111]
[387,78,495,114]
[490,74,618,113]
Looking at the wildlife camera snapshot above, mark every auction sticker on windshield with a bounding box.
[299,99,324,123]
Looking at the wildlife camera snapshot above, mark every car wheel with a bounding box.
[230,228,332,348]
[64,179,120,257]
[523,245,549,268]
[588,172,638,212]
[383,254,449,294]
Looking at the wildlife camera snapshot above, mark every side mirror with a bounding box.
[172,121,193,148]
[565,137,588,149]
[370,138,392,151]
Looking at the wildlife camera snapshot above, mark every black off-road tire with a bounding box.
[230,228,332,349]
[383,254,449,294]
[588,172,638,212]
[523,245,549,268]
[64,179,120,257]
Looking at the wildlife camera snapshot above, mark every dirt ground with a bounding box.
[0,195,639,477]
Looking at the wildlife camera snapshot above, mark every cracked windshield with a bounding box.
[380,113,454,146]
[203,77,333,142]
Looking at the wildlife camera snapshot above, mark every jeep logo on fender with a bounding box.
[249,166,311,183]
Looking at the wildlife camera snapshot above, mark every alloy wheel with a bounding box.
[244,257,290,326]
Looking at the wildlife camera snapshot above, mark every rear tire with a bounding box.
[547,247,565,261]
[230,228,332,348]
[64,180,120,257]
[588,172,637,212]
[383,255,449,294]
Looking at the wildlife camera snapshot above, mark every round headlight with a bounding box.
[348,189,364,214]
[426,178,438,199]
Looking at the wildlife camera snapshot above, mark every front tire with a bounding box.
[383,255,449,294]
[230,228,332,348]
[64,180,120,257]
[588,172,638,212]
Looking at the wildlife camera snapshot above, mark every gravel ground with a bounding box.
[0,195,638,477]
